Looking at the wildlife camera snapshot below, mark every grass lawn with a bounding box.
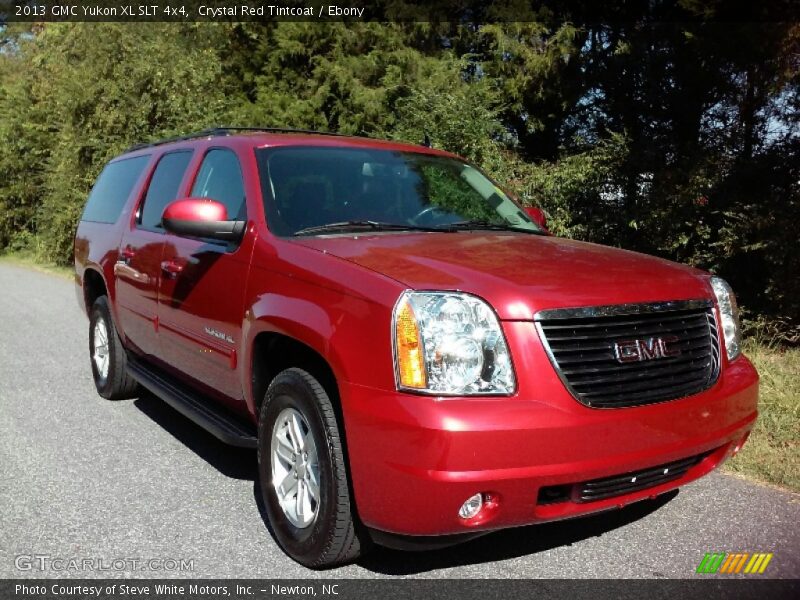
[0,251,73,279]
[723,340,800,491]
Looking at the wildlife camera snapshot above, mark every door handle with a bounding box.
[160,260,185,278]
[118,246,136,264]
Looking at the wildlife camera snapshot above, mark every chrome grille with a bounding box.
[536,300,721,408]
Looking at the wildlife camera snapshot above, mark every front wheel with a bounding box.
[257,368,366,568]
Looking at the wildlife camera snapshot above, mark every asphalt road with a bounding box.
[0,262,798,580]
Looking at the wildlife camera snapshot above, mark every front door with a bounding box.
[157,148,253,407]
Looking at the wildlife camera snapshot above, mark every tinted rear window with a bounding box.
[81,155,151,224]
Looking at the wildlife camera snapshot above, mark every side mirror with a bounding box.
[525,206,548,232]
[162,198,245,242]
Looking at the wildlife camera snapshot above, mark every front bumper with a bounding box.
[340,321,759,536]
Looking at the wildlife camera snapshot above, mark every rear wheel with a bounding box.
[257,368,366,568]
[88,296,139,400]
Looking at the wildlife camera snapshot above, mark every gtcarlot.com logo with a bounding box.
[15,555,194,573]
[696,552,774,574]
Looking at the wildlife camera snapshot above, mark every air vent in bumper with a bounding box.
[536,450,713,505]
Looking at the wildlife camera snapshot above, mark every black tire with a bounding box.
[88,296,139,400]
[257,368,367,568]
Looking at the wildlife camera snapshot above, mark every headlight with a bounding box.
[393,291,515,395]
[710,276,741,360]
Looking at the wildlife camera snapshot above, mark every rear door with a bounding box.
[76,153,151,309]
[115,150,194,358]
[157,147,253,406]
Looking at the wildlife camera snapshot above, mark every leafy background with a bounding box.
[0,3,798,338]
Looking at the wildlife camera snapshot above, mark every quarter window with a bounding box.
[82,155,150,224]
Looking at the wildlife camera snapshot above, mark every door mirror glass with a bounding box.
[162,198,245,242]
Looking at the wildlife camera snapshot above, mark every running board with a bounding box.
[127,358,257,449]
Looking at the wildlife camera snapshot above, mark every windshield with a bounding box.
[256,146,541,236]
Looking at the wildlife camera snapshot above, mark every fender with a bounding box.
[240,282,402,418]
[239,238,408,416]
[75,215,127,331]
[81,261,129,338]
[241,292,352,416]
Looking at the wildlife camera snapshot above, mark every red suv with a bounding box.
[74,128,758,568]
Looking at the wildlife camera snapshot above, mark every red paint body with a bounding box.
[75,132,758,537]
[162,197,228,221]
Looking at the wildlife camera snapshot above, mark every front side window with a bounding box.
[190,149,247,220]
[256,147,541,236]
[138,151,193,231]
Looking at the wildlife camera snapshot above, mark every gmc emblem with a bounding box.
[614,335,681,363]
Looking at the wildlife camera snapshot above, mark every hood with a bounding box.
[292,232,713,320]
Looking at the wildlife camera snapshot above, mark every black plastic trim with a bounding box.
[127,357,257,448]
[162,217,246,242]
[367,527,489,551]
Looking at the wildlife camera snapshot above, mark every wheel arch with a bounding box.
[83,267,108,313]
[248,324,368,546]
[248,328,342,418]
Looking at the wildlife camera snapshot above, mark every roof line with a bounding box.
[123,126,368,153]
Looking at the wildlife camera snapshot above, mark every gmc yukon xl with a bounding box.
[74,128,759,568]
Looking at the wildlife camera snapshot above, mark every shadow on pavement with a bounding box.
[133,391,257,481]
[134,390,679,574]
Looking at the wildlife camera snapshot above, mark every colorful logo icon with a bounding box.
[697,552,773,574]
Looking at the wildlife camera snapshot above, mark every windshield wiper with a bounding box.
[294,220,445,236]
[442,220,545,234]
[294,219,545,236]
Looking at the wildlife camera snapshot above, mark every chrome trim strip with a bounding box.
[706,310,722,384]
[534,299,713,321]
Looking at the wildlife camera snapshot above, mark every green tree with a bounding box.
[0,12,796,329]
[0,23,228,261]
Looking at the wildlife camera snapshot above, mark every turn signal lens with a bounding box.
[395,297,426,389]
[710,276,742,360]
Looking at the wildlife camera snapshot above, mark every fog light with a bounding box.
[458,493,484,519]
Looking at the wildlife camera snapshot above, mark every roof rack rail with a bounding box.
[123,128,225,153]
[123,126,365,153]
[211,126,361,138]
